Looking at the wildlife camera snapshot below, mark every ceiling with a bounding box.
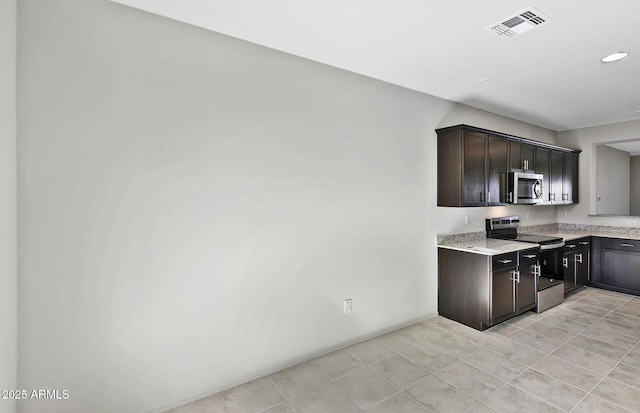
[605,141,640,156]
[111,0,640,131]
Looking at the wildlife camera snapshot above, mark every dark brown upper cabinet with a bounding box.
[487,136,509,206]
[508,140,536,171]
[563,152,579,204]
[462,130,488,206]
[546,150,579,205]
[549,150,564,204]
[534,147,551,204]
[436,125,580,207]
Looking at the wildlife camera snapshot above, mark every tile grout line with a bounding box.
[569,338,640,413]
[470,289,629,412]
[480,381,565,412]
[549,293,640,413]
[358,324,495,413]
[169,288,640,413]
[266,376,299,413]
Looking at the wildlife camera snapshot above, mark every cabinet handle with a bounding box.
[566,245,576,248]
[576,253,583,264]
[563,257,568,268]
[550,193,556,201]
[510,270,520,283]
[522,160,529,170]
[534,264,541,277]
[498,259,513,264]
[621,243,635,247]
[507,192,513,203]
[523,254,537,259]
[487,191,491,203]
[579,242,589,245]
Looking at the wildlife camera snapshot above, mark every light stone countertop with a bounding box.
[438,224,640,256]
[438,238,539,256]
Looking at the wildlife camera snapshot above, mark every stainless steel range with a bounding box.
[486,215,565,312]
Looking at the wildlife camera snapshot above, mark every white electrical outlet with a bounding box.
[344,299,352,313]
[464,215,470,225]
[563,210,568,218]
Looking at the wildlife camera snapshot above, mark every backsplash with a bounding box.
[520,223,559,233]
[437,222,640,245]
[436,231,486,245]
[559,223,640,237]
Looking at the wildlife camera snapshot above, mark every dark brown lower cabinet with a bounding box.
[491,266,517,324]
[576,246,590,286]
[591,237,640,295]
[517,251,538,311]
[563,252,577,293]
[563,237,590,294]
[438,247,538,331]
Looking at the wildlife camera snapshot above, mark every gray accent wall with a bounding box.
[558,119,640,225]
[17,1,557,412]
[595,145,630,215]
[0,0,17,412]
[631,155,640,216]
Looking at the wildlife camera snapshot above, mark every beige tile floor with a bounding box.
[167,287,640,413]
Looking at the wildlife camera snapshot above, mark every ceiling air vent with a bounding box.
[487,6,552,37]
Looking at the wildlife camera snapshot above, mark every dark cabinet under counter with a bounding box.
[438,247,538,331]
[562,237,590,294]
[591,237,640,295]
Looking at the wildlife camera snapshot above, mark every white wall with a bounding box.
[18,1,557,412]
[595,145,630,215]
[558,119,640,226]
[0,0,17,412]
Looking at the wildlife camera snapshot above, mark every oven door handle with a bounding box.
[539,241,565,250]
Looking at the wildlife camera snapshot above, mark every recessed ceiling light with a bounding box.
[601,52,629,63]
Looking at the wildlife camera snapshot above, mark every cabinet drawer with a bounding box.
[599,237,640,253]
[519,249,539,267]
[564,237,591,251]
[492,252,517,272]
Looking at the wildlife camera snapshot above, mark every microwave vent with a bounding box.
[487,6,552,37]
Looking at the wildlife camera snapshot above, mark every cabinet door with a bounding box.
[550,150,564,203]
[590,237,603,285]
[563,152,579,204]
[535,147,551,203]
[517,251,538,312]
[492,268,517,323]
[488,136,508,205]
[601,246,640,293]
[508,141,523,171]
[563,252,577,293]
[508,141,536,171]
[463,131,488,206]
[522,144,536,171]
[575,248,590,286]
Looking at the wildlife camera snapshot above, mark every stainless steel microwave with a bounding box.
[501,171,543,204]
